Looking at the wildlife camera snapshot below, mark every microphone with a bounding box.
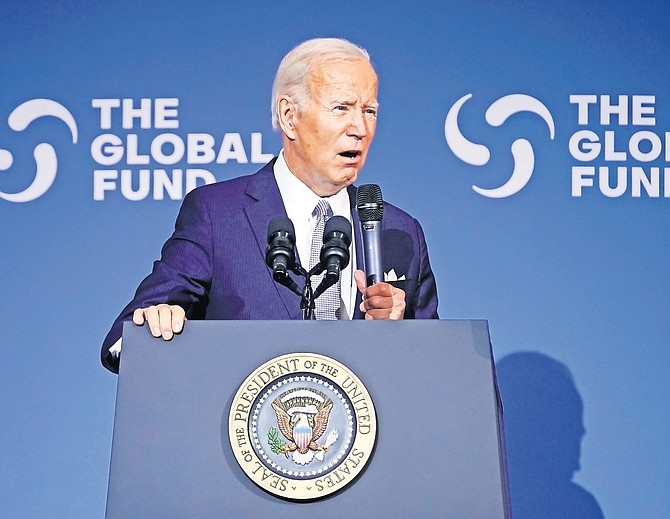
[356,184,384,286]
[265,215,300,295]
[312,216,352,300]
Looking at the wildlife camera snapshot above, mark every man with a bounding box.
[101,38,438,373]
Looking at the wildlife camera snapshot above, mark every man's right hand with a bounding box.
[133,304,186,340]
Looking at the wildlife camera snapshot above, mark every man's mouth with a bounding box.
[339,150,361,159]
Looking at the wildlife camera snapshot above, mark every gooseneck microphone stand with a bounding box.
[265,251,327,321]
[289,263,315,321]
[280,261,338,321]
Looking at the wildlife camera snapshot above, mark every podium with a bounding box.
[106,320,511,518]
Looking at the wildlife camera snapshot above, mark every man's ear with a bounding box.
[277,95,297,140]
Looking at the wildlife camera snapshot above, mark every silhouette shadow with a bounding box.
[496,352,605,519]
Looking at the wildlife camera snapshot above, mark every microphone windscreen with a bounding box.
[356,184,384,221]
[267,215,295,241]
[323,215,352,245]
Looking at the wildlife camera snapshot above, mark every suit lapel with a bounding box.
[244,161,303,320]
[348,185,365,319]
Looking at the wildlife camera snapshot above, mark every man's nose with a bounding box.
[346,110,369,139]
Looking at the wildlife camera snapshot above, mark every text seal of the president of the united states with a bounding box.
[229,352,377,500]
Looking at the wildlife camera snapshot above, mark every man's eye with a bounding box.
[365,108,377,118]
[333,105,348,112]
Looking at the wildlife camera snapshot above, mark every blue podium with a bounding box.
[106,320,511,518]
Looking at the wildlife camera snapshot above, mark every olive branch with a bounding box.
[267,427,286,454]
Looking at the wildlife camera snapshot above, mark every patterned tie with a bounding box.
[309,200,341,320]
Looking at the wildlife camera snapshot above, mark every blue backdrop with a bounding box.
[1,1,668,517]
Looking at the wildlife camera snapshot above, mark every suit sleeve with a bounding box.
[100,189,214,373]
[408,217,439,319]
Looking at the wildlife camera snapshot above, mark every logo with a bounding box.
[0,96,275,203]
[445,93,555,198]
[0,99,78,202]
[229,353,376,500]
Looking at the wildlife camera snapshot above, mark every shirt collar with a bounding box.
[274,150,351,222]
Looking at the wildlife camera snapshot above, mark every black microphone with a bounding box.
[356,184,384,286]
[265,216,300,295]
[312,216,352,300]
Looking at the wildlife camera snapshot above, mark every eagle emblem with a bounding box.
[269,388,338,465]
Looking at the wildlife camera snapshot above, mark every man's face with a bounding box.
[282,59,379,196]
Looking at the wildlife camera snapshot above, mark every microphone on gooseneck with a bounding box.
[356,184,384,286]
[265,215,301,295]
[312,216,352,300]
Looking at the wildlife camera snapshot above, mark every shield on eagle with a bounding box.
[293,418,313,451]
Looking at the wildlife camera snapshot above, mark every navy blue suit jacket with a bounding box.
[102,160,438,372]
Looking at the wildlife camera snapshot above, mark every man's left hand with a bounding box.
[354,269,405,320]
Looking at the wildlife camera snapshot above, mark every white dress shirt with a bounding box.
[273,151,356,319]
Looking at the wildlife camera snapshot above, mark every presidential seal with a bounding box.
[228,353,377,500]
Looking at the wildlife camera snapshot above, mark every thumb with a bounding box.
[354,269,367,294]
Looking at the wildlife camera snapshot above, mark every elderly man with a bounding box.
[101,38,438,373]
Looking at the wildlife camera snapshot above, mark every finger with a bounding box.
[157,305,174,340]
[171,305,186,334]
[361,283,394,311]
[132,308,146,326]
[358,299,375,319]
[362,294,394,311]
[365,282,393,298]
[389,287,406,320]
[143,306,162,337]
[364,308,392,320]
[354,269,368,294]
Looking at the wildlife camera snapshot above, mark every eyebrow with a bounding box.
[331,99,380,109]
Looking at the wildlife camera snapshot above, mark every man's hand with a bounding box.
[354,269,405,320]
[133,304,186,340]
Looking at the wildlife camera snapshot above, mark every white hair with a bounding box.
[271,38,371,130]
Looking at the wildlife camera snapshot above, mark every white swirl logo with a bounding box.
[0,99,78,202]
[445,93,555,198]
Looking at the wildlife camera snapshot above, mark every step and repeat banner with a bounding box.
[1,1,667,518]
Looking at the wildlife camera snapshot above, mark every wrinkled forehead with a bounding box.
[306,59,378,101]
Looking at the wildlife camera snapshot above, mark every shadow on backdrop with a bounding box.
[496,352,605,519]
